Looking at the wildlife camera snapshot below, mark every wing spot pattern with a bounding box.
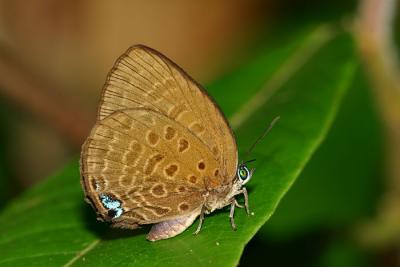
[151,183,167,197]
[177,186,187,193]
[164,126,177,140]
[198,161,206,171]
[165,164,178,177]
[144,154,164,175]
[189,175,198,184]
[178,139,189,152]
[147,131,160,146]
[178,202,189,212]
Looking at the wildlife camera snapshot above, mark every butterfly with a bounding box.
[80,45,255,241]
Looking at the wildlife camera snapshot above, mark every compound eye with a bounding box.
[237,165,251,184]
[239,168,248,180]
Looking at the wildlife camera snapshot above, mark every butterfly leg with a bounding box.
[240,187,250,215]
[234,199,244,208]
[194,205,206,235]
[230,199,238,230]
[233,188,250,214]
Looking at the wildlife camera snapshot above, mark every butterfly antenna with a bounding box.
[244,116,280,160]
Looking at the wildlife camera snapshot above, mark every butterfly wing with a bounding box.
[81,108,223,226]
[97,45,237,183]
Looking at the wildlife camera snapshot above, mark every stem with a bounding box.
[355,0,400,247]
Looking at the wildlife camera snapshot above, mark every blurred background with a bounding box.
[0,0,399,266]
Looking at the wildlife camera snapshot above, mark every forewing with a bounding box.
[81,108,223,225]
[97,45,237,182]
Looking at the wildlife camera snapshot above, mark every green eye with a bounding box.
[238,166,249,180]
[237,165,253,185]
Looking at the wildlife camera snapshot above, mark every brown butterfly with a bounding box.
[80,45,254,241]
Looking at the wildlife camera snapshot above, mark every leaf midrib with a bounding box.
[63,240,100,267]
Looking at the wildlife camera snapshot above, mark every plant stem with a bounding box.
[354,0,400,248]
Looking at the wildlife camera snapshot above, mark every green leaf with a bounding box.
[238,69,384,266]
[260,69,384,240]
[0,24,356,267]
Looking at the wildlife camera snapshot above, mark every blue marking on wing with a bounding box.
[99,193,124,218]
